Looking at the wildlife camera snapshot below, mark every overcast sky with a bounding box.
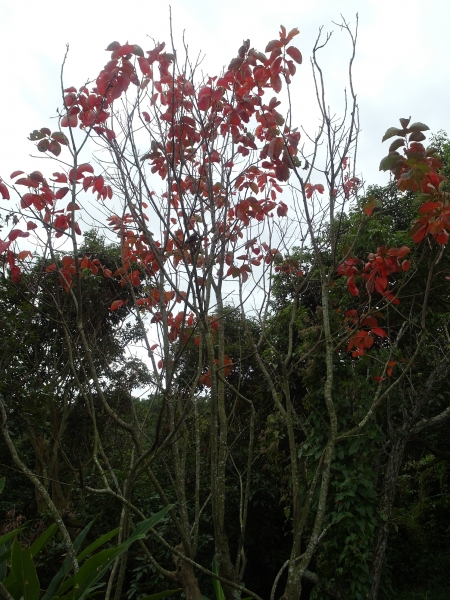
[1,0,449,190]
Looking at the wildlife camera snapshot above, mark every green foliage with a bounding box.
[0,475,172,600]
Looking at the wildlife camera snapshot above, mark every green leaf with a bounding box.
[400,168,414,181]
[382,127,405,142]
[56,547,122,597]
[42,517,98,600]
[132,44,144,57]
[30,523,57,558]
[379,153,403,171]
[52,132,69,145]
[211,556,226,600]
[399,117,411,129]
[0,548,11,566]
[0,527,24,548]
[139,590,183,600]
[388,138,405,152]
[61,506,173,599]
[76,527,119,562]
[408,131,426,142]
[10,539,40,600]
[411,194,430,209]
[408,122,429,132]
[0,545,11,581]
[28,129,45,141]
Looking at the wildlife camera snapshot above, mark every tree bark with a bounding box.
[368,435,407,599]
[173,544,203,600]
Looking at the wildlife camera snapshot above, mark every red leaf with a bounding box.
[27,221,37,230]
[265,40,285,52]
[286,46,302,64]
[9,229,29,242]
[54,214,68,230]
[277,201,288,217]
[51,172,68,183]
[77,163,94,178]
[275,163,290,181]
[364,335,374,349]
[0,240,11,253]
[286,28,300,42]
[93,175,104,193]
[110,299,128,311]
[10,171,25,179]
[138,57,152,76]
[17,250,32,260]
[375,277,388,294]
[10,266,21,283]
[61,113,78,128]
[402,260,410,271]
[419,201,442,214]
[305,183,324,198]
[0,181,10,200]
[347,276,359,297]
[56,187,69,200]
[48,140,61,156]
[411,224,427,243]
[270,73,282,93]
[396,245,411,259]
[118,44,135,56]
[29,171,44,184]
[435,230,449,244]
[371,327,387,338]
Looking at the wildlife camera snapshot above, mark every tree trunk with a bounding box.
[173,544,203,600]
[368,435,408,599]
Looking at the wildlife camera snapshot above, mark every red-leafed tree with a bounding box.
[1,16,450,600]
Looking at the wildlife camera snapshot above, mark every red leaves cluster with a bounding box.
[46,255,111,292]
[338,246,410,302]
[200,355,233,387]
[110,299,128,311]
[4,250,22,283]
[337,258,361,297]
[9,170,84,238]
[410,200,450,245]
[305,183,324,199]
[362,246,410,302]
[380,118,450,246]
[46,256,76,292]
[60,85,114,139]
[274,258,303,277]
[344,310,388,358]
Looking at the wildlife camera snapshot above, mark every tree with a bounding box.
[0,15,449,600]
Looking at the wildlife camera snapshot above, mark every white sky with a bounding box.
[1,0,450,190]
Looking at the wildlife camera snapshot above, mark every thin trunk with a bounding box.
[368,435,407,600]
